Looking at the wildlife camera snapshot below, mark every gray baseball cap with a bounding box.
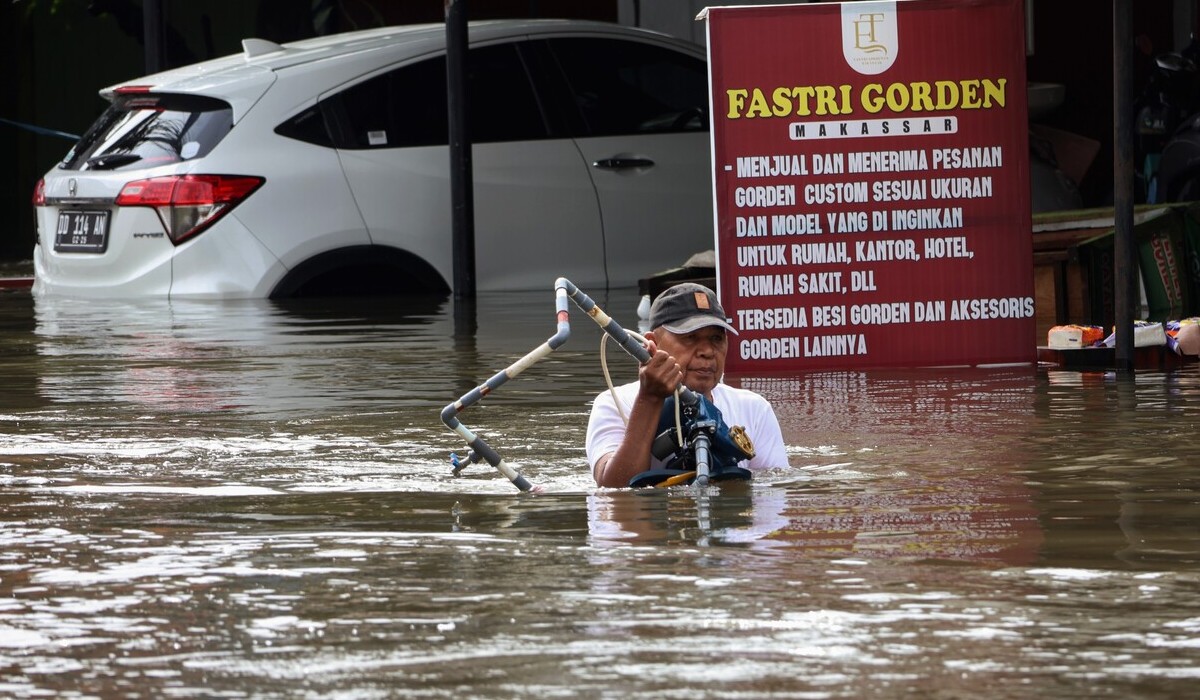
[648,283,738,335]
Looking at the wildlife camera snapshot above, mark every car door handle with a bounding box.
[592,157,655,170]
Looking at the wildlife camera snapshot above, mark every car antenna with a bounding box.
[242,38,285,60]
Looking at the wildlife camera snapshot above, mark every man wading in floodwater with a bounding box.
[585,283,788,487]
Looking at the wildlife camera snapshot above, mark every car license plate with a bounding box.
[54,210,110,253]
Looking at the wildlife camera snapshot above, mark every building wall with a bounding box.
[617,0,795,45]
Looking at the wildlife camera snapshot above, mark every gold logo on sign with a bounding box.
[852,12,889,55]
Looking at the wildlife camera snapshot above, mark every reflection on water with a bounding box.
[1,289,1200,698]
[32,294,458,416]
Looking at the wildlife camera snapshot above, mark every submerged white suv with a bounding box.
[32,20,713,298]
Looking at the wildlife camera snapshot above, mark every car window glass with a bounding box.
[275,105,335,147]
[545,37,708,137]
[62,94,233,171]
[334,42,547,149]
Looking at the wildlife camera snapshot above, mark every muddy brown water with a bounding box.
[1,287,1198,698]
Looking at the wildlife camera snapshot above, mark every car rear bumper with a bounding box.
[33,208,286,299]
[33,202,177,297]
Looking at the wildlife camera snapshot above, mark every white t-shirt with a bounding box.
[585,381,788,474]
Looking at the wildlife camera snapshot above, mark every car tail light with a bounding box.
[116,175,264,245]
[32,178,45,207]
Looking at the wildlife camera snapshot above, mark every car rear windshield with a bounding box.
[60,93,233,171]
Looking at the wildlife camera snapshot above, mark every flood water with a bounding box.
[1,285,1199,698]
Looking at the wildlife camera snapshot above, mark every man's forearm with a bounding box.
[594,394,664,487]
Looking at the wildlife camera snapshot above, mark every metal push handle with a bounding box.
[439,278,708,492]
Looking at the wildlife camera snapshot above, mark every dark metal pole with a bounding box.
[143,0,165,73]
[1113,0,1135,372]
[446,0,476,300]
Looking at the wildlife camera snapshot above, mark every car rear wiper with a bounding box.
[85,153,143,170]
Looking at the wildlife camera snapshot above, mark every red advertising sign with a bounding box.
[705,0,1033,371]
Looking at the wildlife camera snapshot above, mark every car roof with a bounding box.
[101,19,702,114]
[264,18,700,64]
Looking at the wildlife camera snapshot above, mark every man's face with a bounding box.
[653,325,729,396]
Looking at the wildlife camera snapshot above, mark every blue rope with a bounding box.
[0,117,79,141]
